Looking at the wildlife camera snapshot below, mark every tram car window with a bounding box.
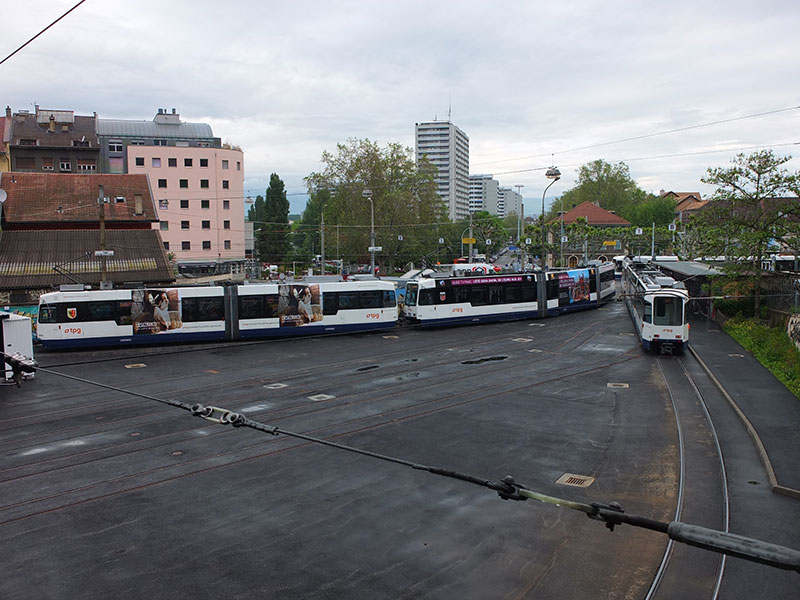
[238,294,279,320]
[382,290,396,308]
[360,290,383,309]
[182,296,225,322]
[469,286,488,306]
[322,293,339,315]
[337,292,361,310]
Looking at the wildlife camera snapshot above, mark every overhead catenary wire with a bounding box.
[0,0,88,66]
[3,353,799,573]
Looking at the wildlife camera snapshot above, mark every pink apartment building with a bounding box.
[128,146,245,273]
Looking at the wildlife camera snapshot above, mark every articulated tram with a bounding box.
[403,262,615,326]
[37,280,398,350]
[621,259,690,354]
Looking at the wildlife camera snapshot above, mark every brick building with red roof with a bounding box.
[546,201,632,267]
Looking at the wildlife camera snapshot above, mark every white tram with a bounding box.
[622,260,690,354]
[403,262,615,327]
[37,280,398,350]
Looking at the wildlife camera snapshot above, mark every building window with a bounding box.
[77,159,97,171]
[131,140,144,146]
[184,158,193,167]
[18,139,37,146]
[180,179,188,188]
[180,199,189,209]
[168,158,177,167]
[154,139,167,146]
[152,157,161,167]
[159,199,169,210]
[236,161,241,171]
[223,220,230,229]
[109,157,124,173]
[224,240,231,250]
[202,220,211,229]
[221,159,229,170]
[200,158,208,167]
[181,220,190,230]
[15,156,35,170]
[201,199,210,209]
[222,180,229,189]
[41,157,54,171]
[200,179,209,189]
[223,200,230,210]
[182,241,190,250]
[158,179,167,188]
[60,160,72,172]
[160,221,169,231]
[135,157,144,166]
[202,241,211,250]
[108,141,123,153]
[163,241,169,250]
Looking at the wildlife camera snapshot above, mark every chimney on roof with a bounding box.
[49,114,56,132]
[134,194,143,216]
[171,108,176,114]
[158,108,163,114]
[5,106,10,119]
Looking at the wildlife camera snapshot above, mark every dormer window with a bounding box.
[72,139,90,147]
[18,139,37,146]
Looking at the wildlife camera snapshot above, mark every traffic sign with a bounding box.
[438,237,444,244]
[397,234,404,241]
[561,235,568,243]
[635,228,643,235]
[368,246,382,252]
[485,239,492,245]
[94,250,115,257]
[462,237,476,244]
[668,223,677,231]
[524,238,531,245]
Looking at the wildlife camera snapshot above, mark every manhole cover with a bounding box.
[556,473,595,487]
[607,383,629,389]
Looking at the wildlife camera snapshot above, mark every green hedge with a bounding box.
[723,318,800,399]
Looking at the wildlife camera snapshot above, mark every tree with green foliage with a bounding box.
[305,139,446,273]
[695,150,800,313]
[555,159,649,220]
[249,174,290,264]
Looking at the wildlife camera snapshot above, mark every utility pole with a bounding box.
[98,185,108,287]
[320,211,325,275]
[468,211,474,260]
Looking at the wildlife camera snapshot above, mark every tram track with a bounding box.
[1,319,640,525]
[645,353,730,599]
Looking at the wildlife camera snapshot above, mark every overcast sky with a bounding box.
[3,0,799,215]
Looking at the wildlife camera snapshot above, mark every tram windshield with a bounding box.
[405,283,419,307]
[653,296,683,325]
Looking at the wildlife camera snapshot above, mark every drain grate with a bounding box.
[607,382,629,389]
[556,473,595,487]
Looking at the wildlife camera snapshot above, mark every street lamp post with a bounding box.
[362,189,375,275]
[541,166,561,272]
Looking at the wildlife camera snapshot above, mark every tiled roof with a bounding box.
[553,201,631,226]
[0,172,158,223]
[675,197,710,212]
[660,191,702,203]
[0,229,174,289]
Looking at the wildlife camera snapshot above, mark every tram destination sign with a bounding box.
[449,275,525,286]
